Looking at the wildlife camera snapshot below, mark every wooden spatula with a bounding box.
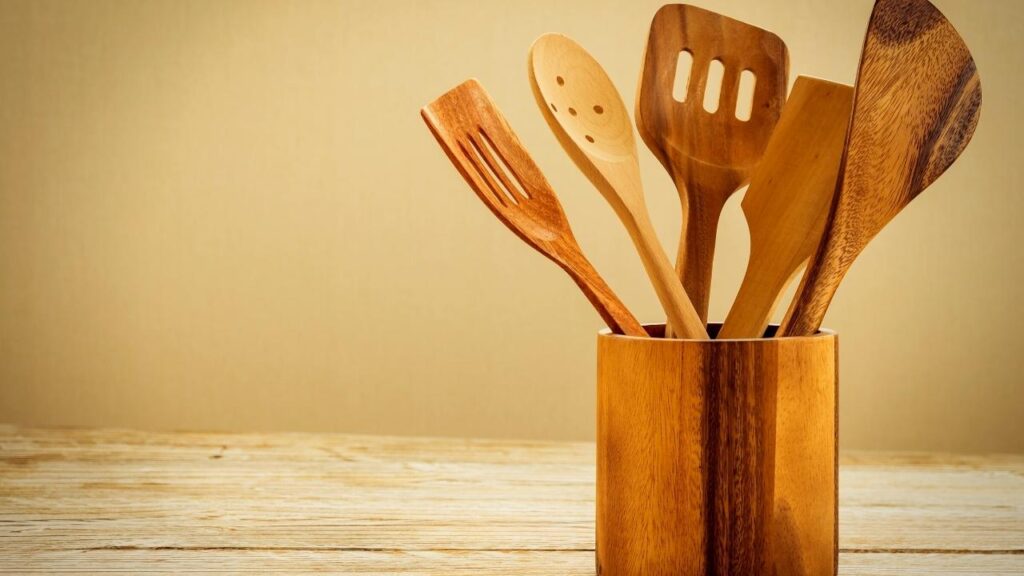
[422,79,648,337]
[718,77,853,339]
[636,4,789,323]
[529,34,708,340]
[780,0,981,336]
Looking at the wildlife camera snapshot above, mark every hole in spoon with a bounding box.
[556,76,565,86]
[585,135,594,143]
[568,107,577,116]
[703,58,725,113]
[735,70,756,121]
[673,49,694,103]
[593,105,604,114]
[550,102,558,112]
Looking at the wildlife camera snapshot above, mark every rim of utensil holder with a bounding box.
[598,323,836,342]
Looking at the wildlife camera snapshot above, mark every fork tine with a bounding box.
[421,107,503,210]
[459,137,510,208]
[469,131,526,204]
[478,129,532,200]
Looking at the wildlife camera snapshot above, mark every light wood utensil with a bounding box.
[718,76,853,339]
[780,0,981,336]
[636,4,789,323]
[422,79,648,337]
[529,34,708,340]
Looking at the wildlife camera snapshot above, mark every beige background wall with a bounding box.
[1,0,1020,452]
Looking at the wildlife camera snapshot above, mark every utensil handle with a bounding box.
[565,260,647,337]
[719,257,795,339]
[778,233,851,336]
[675,189,726,325]
[630,212,709,340]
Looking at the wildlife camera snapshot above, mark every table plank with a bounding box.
[1,426,1021,574]
[5,551,1023,575]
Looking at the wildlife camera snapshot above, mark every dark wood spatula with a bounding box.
[780,0,982,336]
[422,79,648,337]
[637,4,789,323]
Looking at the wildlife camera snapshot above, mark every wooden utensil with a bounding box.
[718,76,853,339]
[636,4,789,323]
[421,79,647,337]
[529,34,708,340]
[780,0,981,336]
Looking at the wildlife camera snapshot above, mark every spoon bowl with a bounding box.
[530,35,636,163]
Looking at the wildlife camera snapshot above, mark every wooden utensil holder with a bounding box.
[596,324,837,576]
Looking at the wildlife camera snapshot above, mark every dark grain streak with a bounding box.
[871,0,943,44]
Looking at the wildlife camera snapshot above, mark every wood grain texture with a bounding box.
[1,426,1022,574]
[636,4,789,322]
[780,0,981,336]
[719,77,854,339]
[597,325,837,576]
[529,34,708,340]
[422,79,646,337]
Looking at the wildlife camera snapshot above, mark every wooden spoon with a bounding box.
[636,4,789,323]
[421,79,647,337]
[529,34,708,340]
[780,0,981,336]
[718,77,853,339]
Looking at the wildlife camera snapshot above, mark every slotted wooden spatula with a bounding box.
[637,4,789,323]
[718,76,853,339]
[421,79,647,337]
[530,34,708,339]
[780,0,981,336]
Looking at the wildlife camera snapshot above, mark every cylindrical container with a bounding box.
[596,324,837,576]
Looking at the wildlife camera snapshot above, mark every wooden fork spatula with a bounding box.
[529,34,709,339]
[422,79,648,337]
[780,0,982,336]
[637,4,789,323]
[718,77,853,339]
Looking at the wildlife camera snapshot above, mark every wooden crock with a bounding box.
[596,324,838,576]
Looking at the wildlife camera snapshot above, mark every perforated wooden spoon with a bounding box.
[529,34,708,340]
[780,0,981,336]
[718,77,853,339]
[422,79,647,337]
[637,4,789,323]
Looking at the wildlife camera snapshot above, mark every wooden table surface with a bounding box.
[0,426,1021,574]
